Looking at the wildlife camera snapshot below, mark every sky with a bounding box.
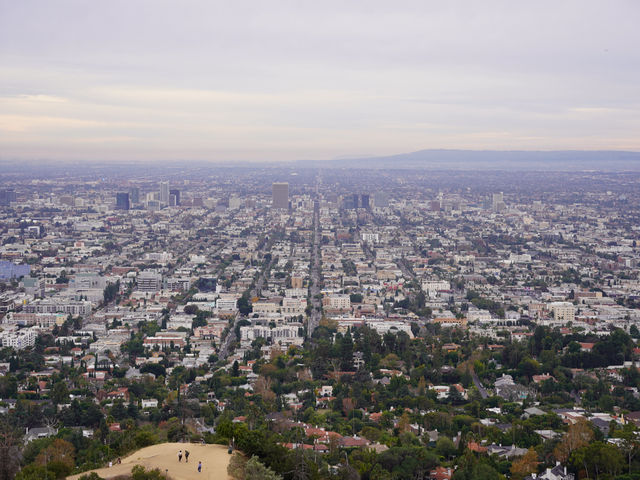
[1,1,639,163]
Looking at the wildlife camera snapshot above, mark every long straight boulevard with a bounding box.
[307,198,322,338]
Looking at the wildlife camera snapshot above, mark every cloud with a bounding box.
[0,1,639,161]
[0,114,105,133]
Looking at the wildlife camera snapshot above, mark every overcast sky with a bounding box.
[1,1,639,163]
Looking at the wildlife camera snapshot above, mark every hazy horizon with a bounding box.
[1,1,639,163]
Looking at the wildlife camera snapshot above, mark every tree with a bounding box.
[335,464,360,480]
[140,363,166,377]
[517,357,540,379]
[553,419,594,463]
[378,446,438,479]
[397,412,411,434]
[51,380,69,405]
[340,333,354,371]
[617,427,640,473]
[227,453,247,480]
[510,448,539,480]
[452,451,504,480]
[244,456,283,480]
[78,474,103,480]
[35,438,75,478]
[254,375,276,404]
[238,292,253,315]
[0,418,22,480]
[570,441,624,479]
[349,293,363,304]
[184,304,199,315]
[435,437,457,460]
[0,374,18,398]
[15,465,55,480]
[130,465,166,480]
[103,281,120,304]
[342,397,356,417]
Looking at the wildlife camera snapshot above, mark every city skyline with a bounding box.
[1,1,639,163]
[2,164,640,479]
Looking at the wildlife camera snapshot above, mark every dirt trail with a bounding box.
[67,442,231,480]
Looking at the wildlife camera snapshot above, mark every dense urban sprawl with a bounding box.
[1,166,640,480]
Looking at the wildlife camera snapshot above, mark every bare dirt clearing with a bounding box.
[67,443,231,480]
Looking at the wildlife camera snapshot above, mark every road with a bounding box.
[218,326,236,361]
[471,368,489,399]
[307,199,322,338]
[396,257,416,280]
[250,255,276,299]
[221,229,280,359]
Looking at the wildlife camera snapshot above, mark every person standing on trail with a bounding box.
[198,461,202,473]
[185,450,190,462]
[178,450,183,462]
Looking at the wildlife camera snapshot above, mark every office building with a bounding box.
[272,182,289,209]
[343,194,371,210]
[159,182,169,204]
[0,190,17,206]
[550,302,575,323]
[24,300,92,316]
[342,194,356,210]
[373,192,389,208]
[116,192,130,210]
[169,189,181,206]
[137,272,163,292]
[0,260,30,280]
[129,187,140,204]
[229,196,243,209]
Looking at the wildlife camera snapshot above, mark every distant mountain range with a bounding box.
[2,149,640,173]
[301,149,640,171]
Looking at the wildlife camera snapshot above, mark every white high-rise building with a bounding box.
[272,182,289,209]
[492,192,505,212]
[159,182,170,204]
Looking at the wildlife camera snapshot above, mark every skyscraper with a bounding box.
[343,194,370,210]
[169,189,181,206]
[272,182,289,209]
[116,192,130,210]
[129,187,140,205]
[159,181,169,204]
[373,192,389,208]
[492,192,505,212]
[0,190,17,206]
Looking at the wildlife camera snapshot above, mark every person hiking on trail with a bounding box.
[178,450,182,462]
[185,450,190,462]
[198,461,202,473]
